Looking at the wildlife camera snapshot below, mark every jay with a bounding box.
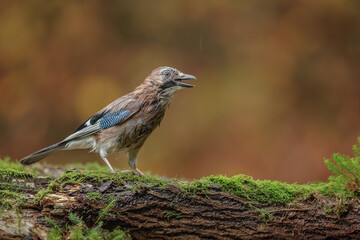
[20,66,196,175]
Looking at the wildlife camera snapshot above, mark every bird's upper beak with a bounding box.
[174,73,196,88]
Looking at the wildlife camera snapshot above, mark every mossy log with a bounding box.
[1,166,360,240]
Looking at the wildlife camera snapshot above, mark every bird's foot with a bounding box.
[135,168,144,176]
[113,169,144,176]
[116,170,143,176]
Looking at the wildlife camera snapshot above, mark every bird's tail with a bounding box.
[20,142,66,165]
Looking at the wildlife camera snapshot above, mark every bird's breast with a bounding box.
[96,104,168,153]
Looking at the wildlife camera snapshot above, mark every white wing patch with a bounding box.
[62,121,101,143]
[85,119,92,127]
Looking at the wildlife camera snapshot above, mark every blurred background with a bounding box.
[1,0,360,183]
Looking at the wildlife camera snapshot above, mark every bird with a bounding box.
[20,66,196,175]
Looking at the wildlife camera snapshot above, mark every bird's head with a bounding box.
[145,66,196,96]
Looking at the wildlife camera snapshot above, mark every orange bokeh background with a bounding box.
[1,1,360,183]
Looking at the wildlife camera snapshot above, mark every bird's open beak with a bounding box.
[174,73,196,88]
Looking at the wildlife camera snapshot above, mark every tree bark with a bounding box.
[1,173,360,239]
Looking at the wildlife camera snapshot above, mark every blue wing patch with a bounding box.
[99,110,133,129]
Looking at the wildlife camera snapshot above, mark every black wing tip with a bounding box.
[73,111,108,133]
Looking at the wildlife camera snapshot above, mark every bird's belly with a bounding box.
[115,124,151,150]
[97,122,152,152]
[96,110,166,153]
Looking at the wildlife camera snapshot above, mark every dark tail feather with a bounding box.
[20,142,66,165]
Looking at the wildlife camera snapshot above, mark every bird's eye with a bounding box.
[162,70,171,79]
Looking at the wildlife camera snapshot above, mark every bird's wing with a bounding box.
[61,95,140,143]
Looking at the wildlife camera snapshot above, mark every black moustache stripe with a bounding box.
[159,81,176,90]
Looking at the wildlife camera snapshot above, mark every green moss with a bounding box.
[324,138,360,191]
[185,172,359,204]
[96,198,116,224]
[0,190,27,234]
[118,171,171,186]
[47,228,63,240]
[180,174,302,203]
[0,161,33,211]
[0,168,35,181]
[32,178,61,204]
[0,182,24,192]
[48,178,60,191]
[68,212,82,225]
[191,175,303,203]
[165,211,182,219]
[86,192,102,202]
[306,176,356,198]
[46,217,63,240]
[0,158,37,208]
[66,162,113,172]
[69,223,85,240]
[68,213,85,240]
[256,208,274,223]
[0,190,26,201]
[106,228,131,240]
[33,188,49,204]
[46,213,131,240]
[0,190,27,209]
[58,169,124,184]
[0,157,29,171]
[323,197,349,218]
[53,168,172,193]
[0,157,40,177]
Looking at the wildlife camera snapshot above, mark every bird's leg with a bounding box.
[100,150,115,173]
[128,149,144,176]
[102,157,115,173]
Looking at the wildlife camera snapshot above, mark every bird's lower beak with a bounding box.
[174,74,196,88]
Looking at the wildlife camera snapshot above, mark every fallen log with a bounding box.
[0,157,360,239]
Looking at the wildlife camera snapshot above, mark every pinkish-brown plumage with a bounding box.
[20,66,196,175]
